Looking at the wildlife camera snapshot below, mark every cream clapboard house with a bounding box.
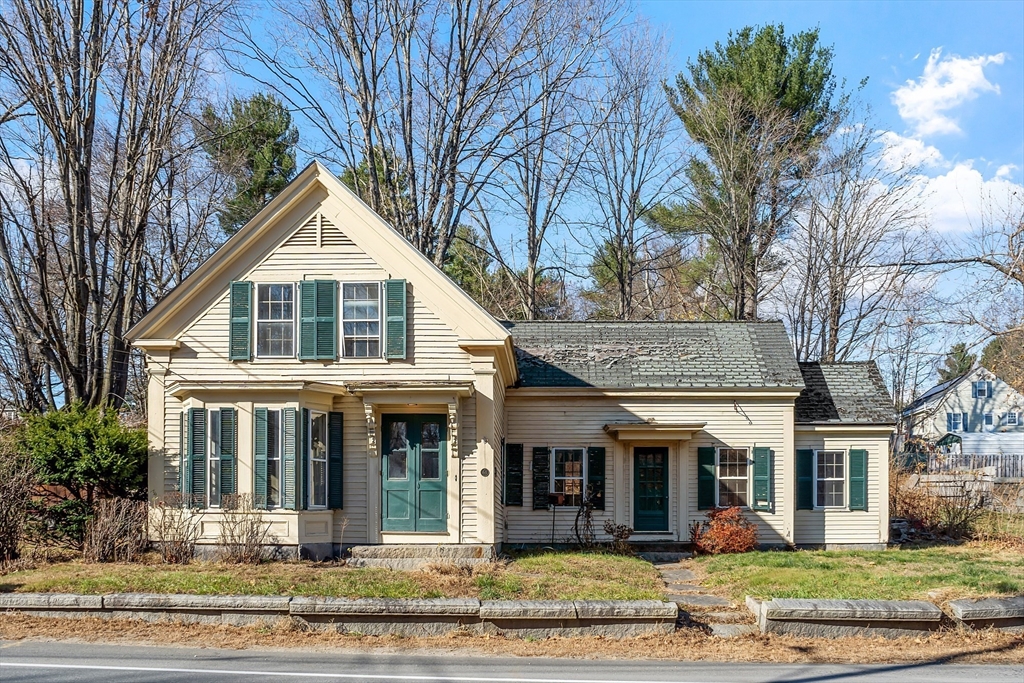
[129,162,896,558]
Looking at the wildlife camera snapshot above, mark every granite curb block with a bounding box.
[0,593,677,638]
[948,597,1024,632]
[752,597,944,639]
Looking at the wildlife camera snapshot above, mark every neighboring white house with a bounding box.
[902,366,1024,442]
[128,161,896,558]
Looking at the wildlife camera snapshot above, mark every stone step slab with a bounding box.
[709,623,758,638]
[667,594,732,608]
[639,552,692,564]
[948,597,1024,631]
[348,544,494,560]
[658,569,697,582]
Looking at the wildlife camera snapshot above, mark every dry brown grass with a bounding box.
[0,613,1021,664]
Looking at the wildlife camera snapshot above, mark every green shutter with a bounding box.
[531,446,550,510]
[283,408,297,510]
[315,280,337,360]
[179,411,186,495]
[300,408,310,510]
[328,412,344,509]
[188,408,207,508]
[849,449,868,511]
[298,282,317,360]
[229,282,251,361]
[385,279,407,360]
[219,408,237,496]
[504,444,524,506]
[253,408,269,509]
[300,281,338,360]
[697,446,716,510]
[751,447,771,511]
[587,446,606,510]
[797,449,814,510]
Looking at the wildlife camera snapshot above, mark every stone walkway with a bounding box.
[641,552,758,638]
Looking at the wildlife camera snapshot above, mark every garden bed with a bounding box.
[0,550,663,602]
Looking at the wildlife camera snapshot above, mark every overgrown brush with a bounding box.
[891,466,987,539]
[0,436,34,562]
[602,521,634,555]
[217,494,270,564]
[689,506,758,554]
[83,498,148,562]
[151,494,203,564]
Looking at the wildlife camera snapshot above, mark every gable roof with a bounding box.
[795,361,894,425]
[900,365,1023,416]
[128,161,512,354]
[504,320,804,389]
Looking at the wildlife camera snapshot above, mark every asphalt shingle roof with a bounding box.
[795,361,895,424]
[503,320,804,389]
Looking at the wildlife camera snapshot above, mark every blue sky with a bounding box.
[642,0,1024,232]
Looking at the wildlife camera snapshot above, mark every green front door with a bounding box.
[381,415,447,532]
[634,447,669,532]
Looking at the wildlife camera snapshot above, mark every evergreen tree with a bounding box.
[937,342,976,381]
[201,93,299,235]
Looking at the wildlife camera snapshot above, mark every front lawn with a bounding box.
[692,543,1024,601]
[0,551,663,601]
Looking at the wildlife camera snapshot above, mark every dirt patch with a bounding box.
[1,613,1021,664]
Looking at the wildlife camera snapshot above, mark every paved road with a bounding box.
[0,640,1021,682]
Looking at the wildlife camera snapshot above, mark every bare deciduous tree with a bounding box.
[0,0,232,410]
[778,118,928,362]
[580,25,683,320]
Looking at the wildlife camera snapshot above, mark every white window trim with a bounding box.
[1008,412,1020,427]
[341,281,383,359]
[264,408,283,509]
[207,407,222,510]
[715,447,750,509]
[254,282,297,359]
[985,413,994,429]
[308,410,328,510]
[548,446,586,508]
[813,449,847,510]
[975,381,988,398]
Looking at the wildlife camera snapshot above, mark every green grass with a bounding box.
[693,545,1024,601]
[0,551,663,601]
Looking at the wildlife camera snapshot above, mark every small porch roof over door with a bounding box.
[603,421,706,441]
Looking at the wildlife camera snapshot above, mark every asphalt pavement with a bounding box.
[0,639,1021,682]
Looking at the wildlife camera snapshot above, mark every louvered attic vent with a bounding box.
[285,213,355,249]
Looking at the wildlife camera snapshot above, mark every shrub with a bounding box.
[151,494,203,564]
[891,467,986,540]
[689,506,758,555]
[18,402,147,549]
[83,498,149,563]
[217,494,270,564]
[602,520,634,555]
[0,436,34,562]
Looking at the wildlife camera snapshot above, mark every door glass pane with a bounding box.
[421,422,440,449]
[387,421,408,480]
[422,450,439,479]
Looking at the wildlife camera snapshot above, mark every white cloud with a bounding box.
[878,131,946,170]
[995,164,1018,179]
[916,161,1023,233]
[892,48,1006,137]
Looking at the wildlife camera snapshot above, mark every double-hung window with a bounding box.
[985,413,994,428]
[256,284,294,357]
[208,411,222,508]
[551,447,585,507]
[342,283,381,357]
[947,412,969,432]
[309,411,328,508]
[266,409,282,508]
[1008,412,1021,427]
[717,448,748,507]
[815,450,845,508]
[974,381,989,398]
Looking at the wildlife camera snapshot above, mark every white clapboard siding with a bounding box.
[505,396,790,544]
[169,211,475,384]
[333,394,369,544]
[460,395,478,542]
[794,432,887,545]
[492,373,506,541]
[163,395,184,494]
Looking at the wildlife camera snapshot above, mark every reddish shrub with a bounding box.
[689,506,758,554]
